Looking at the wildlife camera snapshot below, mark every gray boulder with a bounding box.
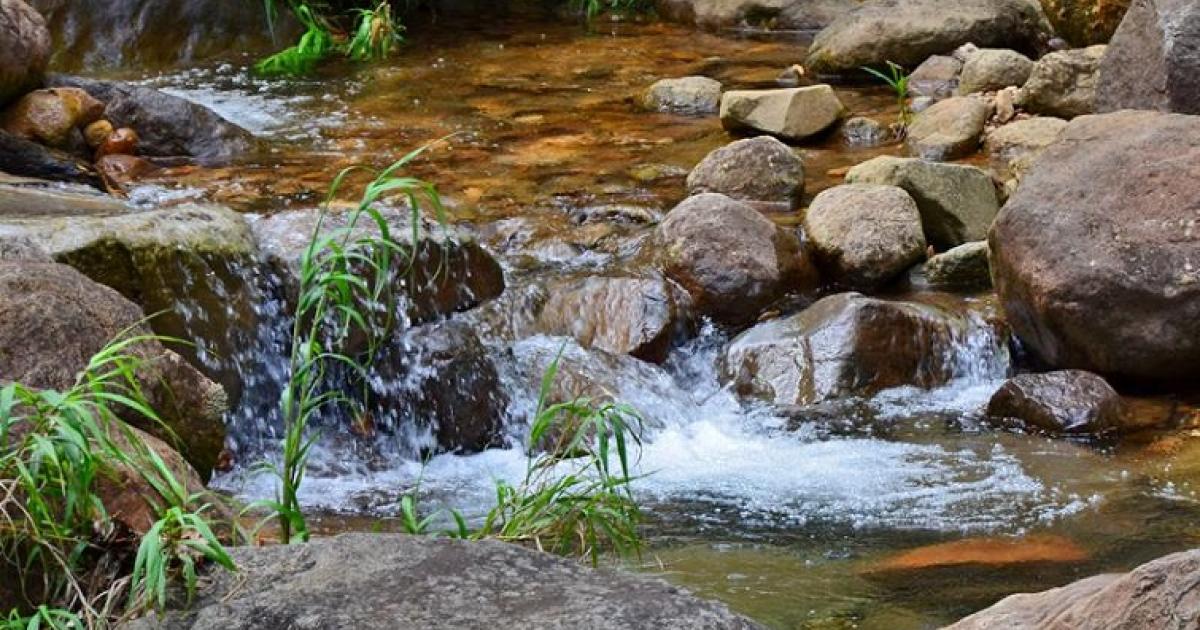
[804,0,1051,75]
[909,55,963,99]
[124,533,764,630]
[841,116,894,147]
[946,549,1200,630]
[958,48,1034,94]
[641,76,722,115]
[1018,45,1106,118]
[983,116,1068,181]
[686,136,805,208]
[803,184,926,289]
[906,96,992,160]
[924,241,992,291]
[985,370,1123,435]
[0,0,50,107]
[720,85,845,141]
[845,156,1000,248]
[1096,0,1200,115]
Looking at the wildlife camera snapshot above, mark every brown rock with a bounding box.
[96,153,158,187]
[1095,0,1200,115]
[83,118,114,148]
[1038,0,1130,46]
[986,370,1124,435]
[0,0,50,107]
[2,87,104,147]
[686,136,805,209]
[95,126,137,158]
[803,184,926,289]
[870,535,1088,575]
[989,111,1200,381]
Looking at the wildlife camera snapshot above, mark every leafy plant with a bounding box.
[1,607,82,630]
[347,2,403,62]
[569,0,652,23]
[256,3,336,77]
[128,507,234,612]
[861,60,912,126]
[257,0,402,76]
[253,142,448,545]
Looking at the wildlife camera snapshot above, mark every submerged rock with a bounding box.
[804,0,1051,75]
[46,75,255,162]
[719,85,844,141]
[923,241,992,291]
[654,193,818,326]
[983,116,1068,181]
[958,48,1034,94]
[905,96,991,160]
[803,184,926,290]
[909,55,963,99]
[1096,0,1200,115]
[989,110,1200,381]
[946,549,1200,630]
[686,136,805,209]
[536,275,694,364]
[124,533,764,630]
[845,156,1000,249]
[641,76,723,115]
[1018,45,1106,118]
[723,292,1000,405]
[0,0,50,107]
[867,535,1089,576]
[986,370,1123,435]
[840,116,893,147]
[0,260,227,477]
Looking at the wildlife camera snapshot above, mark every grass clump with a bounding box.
[862,60,913,126]
[258,1,403,76]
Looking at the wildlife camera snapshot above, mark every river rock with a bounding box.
[986,370,1123,435]
[655,0,858,30]
[536,275,693,363]
[1018,45,1106,118]
[723,292,990,405]
[909,55,963,99]
[686,136,805,208]
[719,85,845,141]
[0,0,50,107]
[1038,0,1131,46]
[46,75,255,162]
[844,156,1000,248]
[958,49,1034,94]
[96,153,159,187]
[946,549,1200,630]
[804,0,1051,75]
[1,87,104,147]
[654,193,818,326]
[867,535,1088,577]
[28,0,297,71]
[905,96,991,160]
[0,260,227,477]
[1096,0,1200,114]
[989,110,1200,381]
[841,116,893,147]
[924,241,992,290]
[123,533,764,630]
[0,129,102,187]
[803,184,926,289]
[641,76,722,115]
[95,126,137,159]
[983,116,1068,181]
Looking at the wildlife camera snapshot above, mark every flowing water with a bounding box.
[109,6,1200,629]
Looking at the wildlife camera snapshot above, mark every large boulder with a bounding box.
[804,0,1051,75]
[655,0,858,30]
[803,184,926,289]
[946,549,1200,630]
[535,275,693,364]
[0,260,227,478]
[1095,0,1200,114]
[1038,0,1131,46]
[723,292,1004,405]
[958,48,1034,94]
[719,85,845,142]
[124,533,764,630]
[1018,45,1106,118]
[641,76,722,115]
[844,156,1000,249]
[0,0,50,107]
[905,96,991,160]
[28,0,297,71]
[46,75,255,162]
[686,136,805,209]
[654,193,818,326]
[1,86,104,147]
[989,110,1200,381]
[983,116,1068,181]
[986,370,1124,435]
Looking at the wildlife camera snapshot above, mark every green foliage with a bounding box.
[128,507,234,612]
[256,3,336,77]
[570,0,653,22]
[257,0,402,76]
[347,2,403,62]
[861,61,912,126]
[0,329,235,626]
[253,142,447,544]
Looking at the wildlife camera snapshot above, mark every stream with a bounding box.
[105,6,1200,629]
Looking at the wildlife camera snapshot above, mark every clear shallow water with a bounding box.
[112,7,1200,629]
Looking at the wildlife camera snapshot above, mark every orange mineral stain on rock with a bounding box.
[868,535,1089,574]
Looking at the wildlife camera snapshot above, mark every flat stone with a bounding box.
[720,85,845,141]
[641,76,723,115]
[906,96,991,160]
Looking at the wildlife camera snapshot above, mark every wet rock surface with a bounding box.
[946,549,1200,630]
[1096,0,1200,115]
[986,370,1123,435]
[0,131,103,187]
[989,110,1200,381]
[803,184,926,289]
[924,241,992,291]
[654,193,818,325]
[906,96,991,161]
[719,85,844,141]
[1018,45,1106,118]
[686,135,805,208]
[124,533,764,630]
[641,76,722,115]
[845,156,1000,249]
[804,0,1051,75]
[0,0,49,107]
[0,260,227,477]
